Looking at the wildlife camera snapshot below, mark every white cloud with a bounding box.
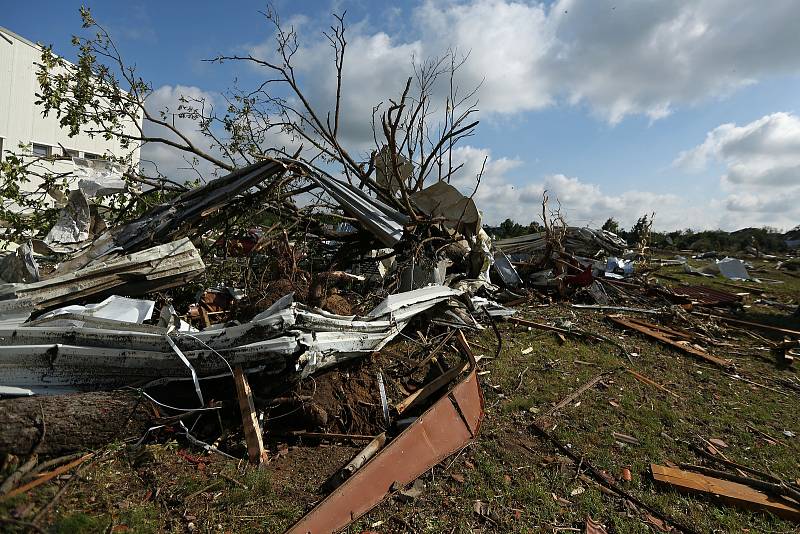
[675,112,800,229]
[245,0,800,137]
[141,84,224,182]
[139,3,800,230]
[446,145,696,229]
[416,0,555,114]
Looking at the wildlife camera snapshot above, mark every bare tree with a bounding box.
[3,6,481,248]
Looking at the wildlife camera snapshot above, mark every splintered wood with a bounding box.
[608,315,734,369]
[234,366,267,465]
[651,464,800,522]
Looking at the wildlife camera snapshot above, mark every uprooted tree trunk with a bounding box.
[0,391,154,456]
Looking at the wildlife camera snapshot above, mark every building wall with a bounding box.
[0,26,141,194]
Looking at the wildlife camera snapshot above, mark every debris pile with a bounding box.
[1,154,799,532]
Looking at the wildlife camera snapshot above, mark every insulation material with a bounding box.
[0,242,39,283]
[43,190,91,253]
[411,180,481,236]
[716,257,751,280]
[72,157,126,198]
[37,296,155,324]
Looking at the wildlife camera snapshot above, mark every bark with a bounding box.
[0,390,153,456]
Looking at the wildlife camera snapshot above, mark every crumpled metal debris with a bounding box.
[42,190,92,253]
[0,285,459,395]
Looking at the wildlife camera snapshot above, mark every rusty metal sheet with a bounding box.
[669,284,742,307]
[285,368,484,534]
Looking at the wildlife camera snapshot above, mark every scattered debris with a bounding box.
[612,432,640,446]
[285,352,483,533]
[0,134,797,533]
[608,315,734,369]
[585,515,609,534]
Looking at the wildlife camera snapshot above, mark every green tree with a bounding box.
[601,217,621,235]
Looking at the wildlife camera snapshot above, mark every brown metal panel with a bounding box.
[672,285,741,307]
[285,369,483,534]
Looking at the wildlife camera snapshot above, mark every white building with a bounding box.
[0,26,141,195]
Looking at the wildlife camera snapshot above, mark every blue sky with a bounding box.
[6,0,800,231]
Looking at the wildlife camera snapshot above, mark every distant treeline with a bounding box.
[484,216,799,253]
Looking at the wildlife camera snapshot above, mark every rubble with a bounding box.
[1,145,798,533]
[0,238,205,321]
[494,226,628,259]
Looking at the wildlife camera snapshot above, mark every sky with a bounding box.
[5,0,800,231]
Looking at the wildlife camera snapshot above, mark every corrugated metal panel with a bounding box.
[0,285,460,394]
[671,284,742,307]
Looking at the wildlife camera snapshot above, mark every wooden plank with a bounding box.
[507,316,577,336]
[394,361,470,415]
[704,314,800,338]
[651,464,800,522]
[608,315,734,369]
[233,366,267,465]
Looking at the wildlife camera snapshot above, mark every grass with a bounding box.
[1,255,798,533]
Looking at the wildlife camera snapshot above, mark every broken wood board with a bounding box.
[701,314,800,339]
[651,464,800,522]
[538,371,607,420]
[608,315,733,369]
[626,368,681,399]
[0,238,205,312]
[234,366,267,465]
[395,361,470,415]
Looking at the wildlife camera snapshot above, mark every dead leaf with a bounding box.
[450,473,465,484]
[644,513,671,532]
[503,474,512,485]
[397,478,424,502]
[621,467,632,482]
[473,499,490,517]
[570,486,585,496]
[585,515,608,534]
[709,438,728,449]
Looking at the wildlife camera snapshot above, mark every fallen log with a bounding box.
[0,390,153,456]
